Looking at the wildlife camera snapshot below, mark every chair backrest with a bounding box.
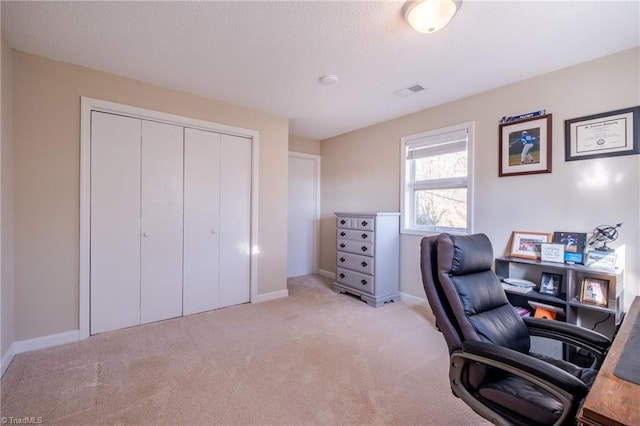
[421,233,531,355]
[420,235,463,354]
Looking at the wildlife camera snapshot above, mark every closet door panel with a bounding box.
[219,135,251,307]
[183,128,221,315]
[140,121,184,324]
[90,112,141,334]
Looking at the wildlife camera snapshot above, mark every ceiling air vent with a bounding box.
[394,84,426,97]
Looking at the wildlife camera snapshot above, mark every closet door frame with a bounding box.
[79,97,259,340]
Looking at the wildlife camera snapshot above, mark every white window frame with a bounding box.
[400,121,474,236]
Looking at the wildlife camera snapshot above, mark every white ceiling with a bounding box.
[2,1,639,140]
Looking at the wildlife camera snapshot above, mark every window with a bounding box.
[400,122,474,235]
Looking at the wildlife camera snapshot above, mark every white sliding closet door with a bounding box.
[90,112,141,334]
[219,135,251,307]
[183,128,221,315]
[140,121,184,324]
[87,101,253,336]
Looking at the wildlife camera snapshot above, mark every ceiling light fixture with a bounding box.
[404,0,462,34]
[319,75,338,85]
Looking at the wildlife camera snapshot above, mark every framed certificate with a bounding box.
[565,106,639,161]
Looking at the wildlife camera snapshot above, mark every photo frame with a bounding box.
[540,243,565,263]
[499,114,552,177]
[580,277,609,307]
[509,231,553,260]
[565,106,639,161]
[539,272,562,297]
[585,250,617,271]
[553,232,587,264]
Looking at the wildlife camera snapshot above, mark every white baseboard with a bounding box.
[1,343,16,378]
[13,330,79,355]
[1,329,79,378]
[400,292,427,304]
[252,289,289,303]
[318,269,335,279]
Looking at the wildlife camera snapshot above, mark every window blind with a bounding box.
[406,129,468,160]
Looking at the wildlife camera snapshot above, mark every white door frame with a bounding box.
[287,152,321,275]
[79,97,260,340]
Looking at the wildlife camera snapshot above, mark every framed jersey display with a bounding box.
[499,114,552,177]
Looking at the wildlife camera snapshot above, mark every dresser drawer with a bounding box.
[336,216,375,232]
[336,217,355,229]
[336,267,374,294]
[354,217,374,231]
[337,228,373,242]
[336,239,374,257]
[336,252,374,275]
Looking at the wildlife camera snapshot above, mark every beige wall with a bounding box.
[12,51,289,341]
[289,134,321,155]
[321,47,640,309]
[1,36,15,362]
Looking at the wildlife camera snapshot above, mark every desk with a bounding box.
[578,296,640,426]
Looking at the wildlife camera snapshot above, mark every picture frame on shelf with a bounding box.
[585,250,618,271]
[499,114,552,177]
[539,272,562,297]
[565,106,639,162]
[540,243,565,263]
[580,277,609,307]
[553,231,587,264]
[509,231,553,260]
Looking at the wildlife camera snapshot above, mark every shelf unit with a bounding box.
[495,256,624,334]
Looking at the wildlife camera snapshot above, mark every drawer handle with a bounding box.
[339,273,345,279]
[340,231,346,237]
[339,257,345,263]
[340,219,346,225]
[361,246,368,252]
[361,233,368,239]
[361,221,368,226]
[361,261,367,267]
[361,279,367,285]
[340,243,346,248]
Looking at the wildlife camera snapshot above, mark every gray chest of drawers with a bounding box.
[333,212,400,307]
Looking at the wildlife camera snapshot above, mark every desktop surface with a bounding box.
[578,295,640,426]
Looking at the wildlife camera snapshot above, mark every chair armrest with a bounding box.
[451,341,588,426]
[523,317,611,349]
[523,317,611,367]
[459,340,590,397]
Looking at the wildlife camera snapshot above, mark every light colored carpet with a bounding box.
[1,275,488,425]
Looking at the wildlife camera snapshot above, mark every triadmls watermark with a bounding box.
[1,417,43,425]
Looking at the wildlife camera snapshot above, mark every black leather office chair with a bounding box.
[420,233,611,425]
